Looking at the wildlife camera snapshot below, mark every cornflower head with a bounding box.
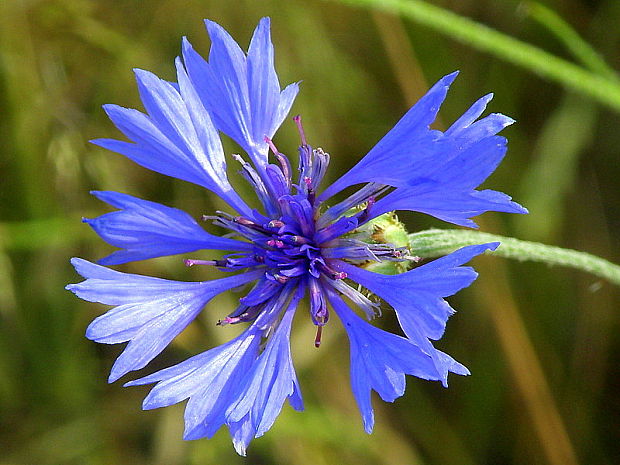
[67,17,526,455]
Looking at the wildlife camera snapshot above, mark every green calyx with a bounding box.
[348,211,412,275]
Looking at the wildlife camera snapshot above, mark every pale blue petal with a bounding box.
[182,18,298,169]
[95,70,250,215]
[66,258,263,382]
[247,17,280,147]
[85,191,252,265]
[225,286,305,437]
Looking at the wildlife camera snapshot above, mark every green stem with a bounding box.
[525,2,618,81]
[329,0,620,112]
[409,229,620,286]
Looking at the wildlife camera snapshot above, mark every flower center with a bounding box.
[182,115,406,345]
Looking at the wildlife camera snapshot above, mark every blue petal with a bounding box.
[401,322,470,387]
[336,243,498,341]
[319,72,458,200]
[226,287,305,437]
[128,333,262,457]
[85,191,253,265]
[135,332,261,443]
[334,244,497,384]
[126,284,300,455]
[327,288,441,433]
[182,18,299,168]
[247,17,281,147]
[66,258,263,382]
[94,68,250,215]
[369,183,527,229]
[319,73,525,225]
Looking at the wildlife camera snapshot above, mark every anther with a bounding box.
[264,136,279,155]
[357,197,376,224]
[293,115,308,147]
[234,216,256,226]
[273,273,290,284]
[184,259,225,267]
[314,325,323,348]
[291,235,310,244]
[304,176,316,204]
[267,239,285,248]
[268,219,285,229]
[317,261,348,280]
[217,316,241,326]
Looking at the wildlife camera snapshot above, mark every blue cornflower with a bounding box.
[67,17,526,455]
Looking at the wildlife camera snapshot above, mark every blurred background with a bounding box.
[1,0,619,464]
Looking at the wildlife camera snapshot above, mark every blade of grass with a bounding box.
[524,2,618,80]
[472,255,579,465]
[516,93,597,241]
[328,0,620,112]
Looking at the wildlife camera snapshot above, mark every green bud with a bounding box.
[345,211,413,275]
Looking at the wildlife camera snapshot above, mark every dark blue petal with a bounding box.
[369,183,527,228]
[318,73,525,228]
[444,93,514,141]
[335,244,495,384]
[335,243,498,342]
[319,72,458,200]
[85,191,252,265]
[66,258,263,382]
[328,289,441,433]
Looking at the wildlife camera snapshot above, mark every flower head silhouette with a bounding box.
[67,17,526,455]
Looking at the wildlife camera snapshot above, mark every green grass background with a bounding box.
[1,0,619,464]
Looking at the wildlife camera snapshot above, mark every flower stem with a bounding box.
[409,229,620,286]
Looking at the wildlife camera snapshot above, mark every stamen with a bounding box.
[317,261,348,280]
[232,153,278,217]
[264,136,280,156]
[268,219,285,229]
[318,183,390,228]
[304,176,315,205]
[264,136,292,186]
[233,216,273,235]
[233,216,256,226]
[293,114,308,147]
[267,239,285,248]
[217,316,241,326]
[184,259,225,267]
[291,235,311,244]
[357,197,376,224]
[273,273,290,284]
[314,325,323,348]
